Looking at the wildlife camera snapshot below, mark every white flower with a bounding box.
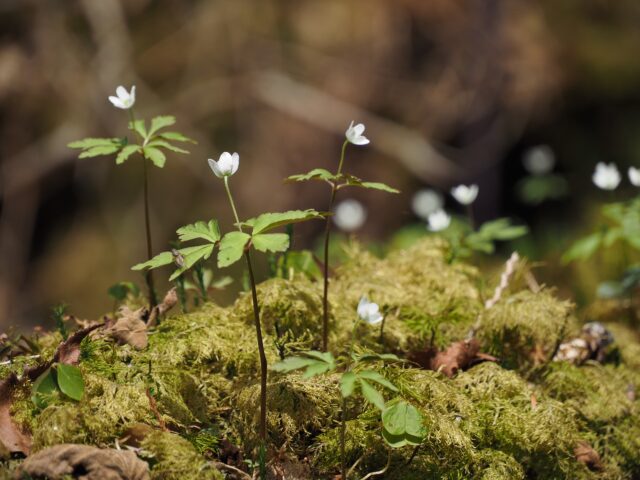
[411,189,443,219]
[523,145,555,175]
[592,162,621,190]
[426,209,451,232]
[451,184,479,205]
[333,199,366,232]
[208,152,239,178]
[357,296,383,325]
[345,121,370,145]
[108,85,136,109]
[629,167,640,187]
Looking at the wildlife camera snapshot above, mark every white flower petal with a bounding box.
[412,189,443,219]
[333,199,366,231]
[230,152,240,175]
[115,85,128,98]
[208,158,223,178]
[628,167,640,187]
[427,209,451,232]
[108,96,125,109]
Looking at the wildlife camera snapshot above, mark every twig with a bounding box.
[359,451,391,480]
[484,252,520,309]
[145,388,167,431]
[213,462,252,480]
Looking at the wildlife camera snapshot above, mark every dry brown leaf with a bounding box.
[574,441,603,472]
[17,443,149,479]
[0,373,32,456]
[106,307,148,350]
[55,323,105,365]
[409,339,497,378]
[147,288,178,327]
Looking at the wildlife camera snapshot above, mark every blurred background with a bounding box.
[1,0,640,329]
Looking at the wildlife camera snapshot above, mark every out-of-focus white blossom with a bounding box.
[592,162,621,190]
[426,209,451,232]
[411,189,443,219]
[357,296,383,325]
[629,167,640,187]
[333,199,366,232]
[523,145,555,175]
[451,184,479,205]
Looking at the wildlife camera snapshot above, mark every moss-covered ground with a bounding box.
[2,238,639,479]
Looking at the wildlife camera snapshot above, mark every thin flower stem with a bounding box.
[223,176,268,446]
[128,108,157,306]
[466,204,475,230]
[322,140,349,351]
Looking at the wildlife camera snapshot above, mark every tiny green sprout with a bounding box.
[285,121,399,352]
[68,86,196,307]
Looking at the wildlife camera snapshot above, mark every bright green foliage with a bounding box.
[133,220,221,280]
[246,209,324,234]
[563,197,640,264]
[217,231,251,267]
[461,218,529,255]
[272,350,336,378]
[68,114,194,167]
[287,170,399,194]
[381,400,426,448]
[56,364,84,401]
[31,368,58,409]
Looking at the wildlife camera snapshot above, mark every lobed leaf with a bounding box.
[169,244,215,281]
[247,209,324,235]
[562,232,602,264]
[286,168,336,183]
[145,139,190,154]
[148,115,176,137]
[342,175,400,193]
[271,356,318,373]
[252,233,290,253]
[340,372,357,398]
[78,144,121,158]
[158,131,196,143]
[68,137,122,149]
[177,220,221,244]
[132,251,174,271]
[359,379,386,411]
[116,145,141,165]
[357,370,398,392]
[142,146,166,168]
[218,231,251,268]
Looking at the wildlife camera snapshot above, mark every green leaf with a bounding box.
[286,168,336,183]
[177,220,221,244]
[148,115,176,137]
[78,144,122,158]
[129,119,147,139]
[146,140,190,154]
[56,364,84,401]
[168,244,215,281]
[108,281,140,301]
[218,232,251,268]
[271,356,318,373]
[359,379,386,411]
[142,147,166,168]
[252,233,290,253]
[341,175,400,193]
[116,145,141,165]
[211,276,233,289]
[132,251,174,271]
[358,370,398,392]
[355,353,401,363]
[340,372,357,398]
[302,361,334,378]
[247,210,323,235]
[381,401,426,448]
[562,232,603,264]
[31,368,58,409]
[302,351,335,364]
[68,137,122,149]
[158,131,196,143]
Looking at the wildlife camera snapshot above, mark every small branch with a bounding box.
[359,451,391,480]
[484,252,519,309]
[145,388,167,431]
[212,462,252,480]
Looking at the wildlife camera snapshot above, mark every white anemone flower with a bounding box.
[629,167,640,187]
[333,199,366,232]
[357,296,383,325]
[523,145,555,175]
[108,85,136,109]
[208,152,239,178]
[592,162,621,190]
[451,184,479,205]
[427,209,451,232]
[345,121,370,145]
[411,189,443,219]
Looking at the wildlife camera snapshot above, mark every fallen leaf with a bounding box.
[55,323,104,365]
[17,443,149,479]
[106,306,148,350]
[147,288,178,327]
[409,339,497,378]
[574,441,603,471]
[0,373,32,456]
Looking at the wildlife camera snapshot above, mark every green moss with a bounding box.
[477,290,573,370]
[141,431,223,480]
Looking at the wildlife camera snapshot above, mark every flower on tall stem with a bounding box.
[592,162,621,190]
[345,121,370,145]
[208,152,239,178]
[357,296,383,325]
[108,85,136,110]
